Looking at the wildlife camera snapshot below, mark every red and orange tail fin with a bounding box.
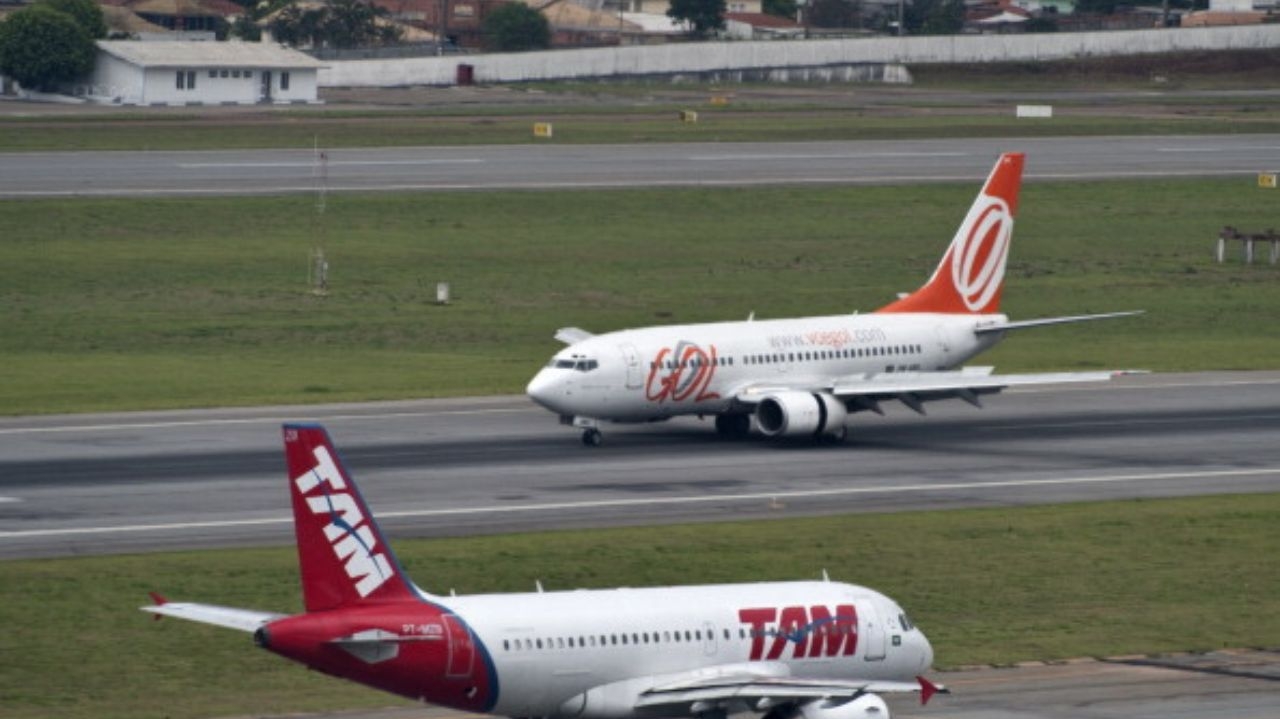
[283,424,417,612]
[877,152,1025,315]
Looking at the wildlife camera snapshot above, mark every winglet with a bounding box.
[917,675,946,705]
[148,592,168,620]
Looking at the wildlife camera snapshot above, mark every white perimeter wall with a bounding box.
[322,24,1280,87]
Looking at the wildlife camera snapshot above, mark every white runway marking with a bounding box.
[688,151,970,161]
[1158,145,1280,153]
[0,407,530,435]
[3,466,1276,540]
[0,497,21,504]
[176,159,486,169]
[1,169,1258,198]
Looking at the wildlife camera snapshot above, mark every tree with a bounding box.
[763,0,798,20]
[807,0,860,28]
[1073,0,1119,13]
[921,0,963,34]
[268,0,400,49]
[482,3,550,52]
[667,0,725,38]
[903,0,963,34]
[36,0,107,39]
[0,6,95,92]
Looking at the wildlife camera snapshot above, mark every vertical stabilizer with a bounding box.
[283,424,417,612]
[877,153,1025,315]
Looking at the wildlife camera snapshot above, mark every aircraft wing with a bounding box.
[973,310,1144,334]
[734,367,1130,414]
[141,596,283,633]
[636,672,944,709]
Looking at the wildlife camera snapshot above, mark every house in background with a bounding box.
[87,40,324,105]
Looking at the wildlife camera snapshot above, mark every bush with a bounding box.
[0,6,96,92]
[482,3,551,52]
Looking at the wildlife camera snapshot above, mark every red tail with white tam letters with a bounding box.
[876,152,1024,315]
[283,424,417,611]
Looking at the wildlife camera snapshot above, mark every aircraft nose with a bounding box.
[526,369,567,413]
[917,631,935,671]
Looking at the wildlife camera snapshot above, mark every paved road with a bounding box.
[3,135,1279,197]
[234,650,1280,719]
[2,371,1279,559]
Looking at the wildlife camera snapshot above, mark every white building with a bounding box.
[88,41,325,106]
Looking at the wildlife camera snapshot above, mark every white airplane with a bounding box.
[144,424,945,719]
[527,153,1140,446]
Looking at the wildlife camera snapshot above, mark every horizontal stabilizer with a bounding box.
[974,310,1144,335]
[554,327,594,345]
[140,601,283,633]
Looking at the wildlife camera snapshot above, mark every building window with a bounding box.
[176,71,184,89]
[280,71,290,91]
[208,70,216,78]
[220,69,229,78]
[244,70,253,79]
[187,71,195,89]
[232,70,240,78]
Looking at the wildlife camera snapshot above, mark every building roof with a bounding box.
[96,40,326,68]
[102,5,169,33]
[126,0,244,17]
[724,12,801,28]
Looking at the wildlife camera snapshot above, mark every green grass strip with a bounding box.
[2,177,1279,415]
[2,493,1277,719]
[3,109,1280,151]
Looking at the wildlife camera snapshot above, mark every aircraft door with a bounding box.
[619,343,643,390]
[860,601,886,661]
[932,326,954,368]
[702,621,718,657]
[443,614,475,678]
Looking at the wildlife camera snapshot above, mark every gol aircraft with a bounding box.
[527,153,1139,445]
[144,424,945,719]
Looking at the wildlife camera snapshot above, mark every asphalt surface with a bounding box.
[2,371,1279,560]
[238,650,1280,719]
[4,134,1280,197]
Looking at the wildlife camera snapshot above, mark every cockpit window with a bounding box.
[549,358,598,372]
[899,613,915,631]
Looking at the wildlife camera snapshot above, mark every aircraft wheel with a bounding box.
[581,428,603,447]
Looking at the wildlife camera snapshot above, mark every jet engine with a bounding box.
[798,695,890,719]
[755,391,848,440]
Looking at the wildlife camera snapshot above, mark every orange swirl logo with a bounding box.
[645,341,721,403]
[951,195,1012,313]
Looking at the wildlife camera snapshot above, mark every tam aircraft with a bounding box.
[527,153,1140,446]
[144,424,945,719]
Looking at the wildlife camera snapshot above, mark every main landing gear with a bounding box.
[581,428,603,447]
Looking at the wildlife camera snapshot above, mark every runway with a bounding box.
[3,134,1279,197]
[2,371,1279,560]
[236,649,1280,719]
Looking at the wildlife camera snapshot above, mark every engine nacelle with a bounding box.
[799,694,891,719]
[755,391,848,439]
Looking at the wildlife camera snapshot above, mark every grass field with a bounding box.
[4,109,1280,152]
[2,176,1279,415]
[2,493,1276,719]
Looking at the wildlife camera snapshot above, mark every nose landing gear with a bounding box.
[581,428,603,447]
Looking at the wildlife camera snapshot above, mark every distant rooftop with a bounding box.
[96,40,326,68]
